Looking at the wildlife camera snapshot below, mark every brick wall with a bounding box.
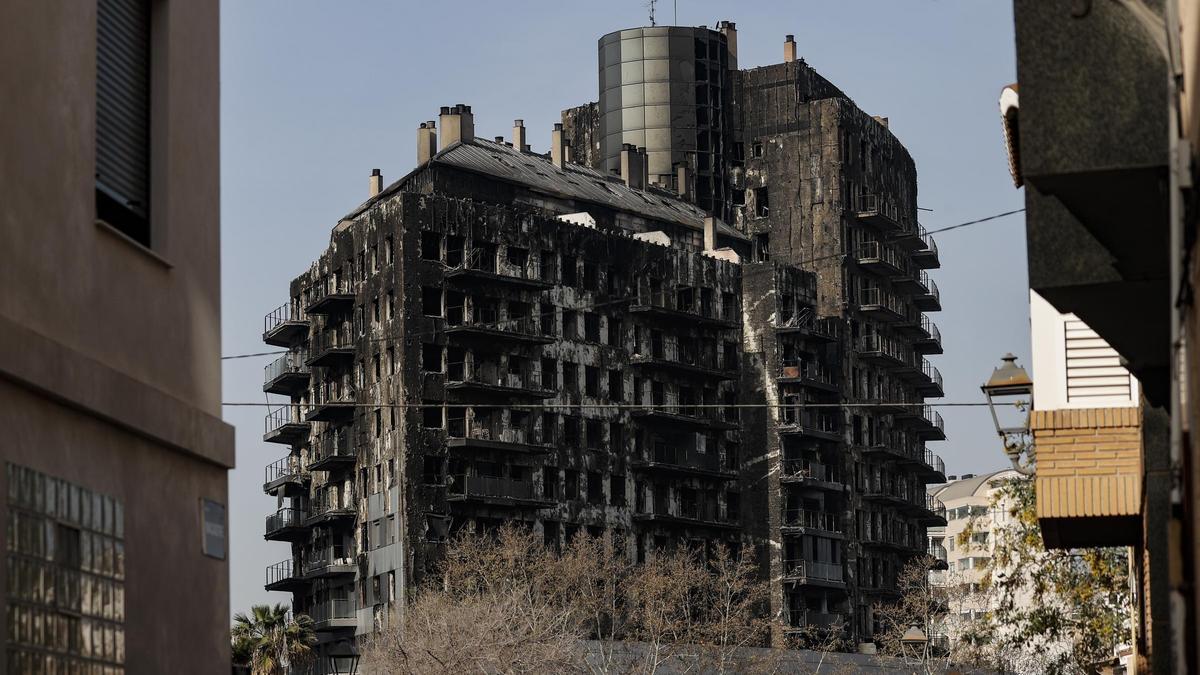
[1033,406,1142,520]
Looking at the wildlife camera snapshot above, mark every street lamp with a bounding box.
[327,639,360,675]
[900,624,929,669]
[981,353,1035,476]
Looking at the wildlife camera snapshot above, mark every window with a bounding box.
[753,187,769,218]
[610,475,626,506]
[609,370,624,402]
[562,255,577,286]
[607,317,622,346]
[583,261,599,291]
[610,422,624,451]
[387,291,395,321]
[421,287,442,316]
[421,231,441,260]
[372,353,381,380]
[422,402,443,428]
[96,0,152,246]
[584,366,600,397]
[586,419,603,449]
[752,141,763,158]
[542,412,556,444]
[543,467,559,499]
[584,313,601,342]
[563,362,578,391]
[386,235,394,264]
[564,416,581,446]
[422,456,444,484]
[507,246,528,270]
[588,472,604,504]
[541,358,557,389]
[753,233,770,262]
[727,491,741,521]
[422,344,443,372]
[562,310,578,340]
[387,347,396,374]
[565,470,579,500]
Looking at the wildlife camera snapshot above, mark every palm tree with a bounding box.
[232,603,317,675]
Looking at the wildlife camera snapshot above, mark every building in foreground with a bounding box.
[0,0,234,672]
[261,22,946,663]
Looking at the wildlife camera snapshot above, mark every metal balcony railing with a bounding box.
[637,340,730,372]
[642,401,724,424]
[312,383,357,409]
[265,559,298,586]
[786,611,843,629]
[265,350,309,383]
[858,334,909,364]
[782,509,842,533]
[676,501,724,524]
[264,302,306,334]
[779,360,835,386]
[918,226,939,257]
[265,508,306,533]
[782,559,843,582]
[926,494,947,520]
[854,193,900,222]
[310,488,356,519]
[311,429,354,464]
[636,289,730,323]
[928,545,948,562]
[446,362,547,392]
[643,444,721,472]
[311,598,356,625]
[264,405,306,435]
[304,548,354,575]
[265,456,304,485]
[781,459,839,484]
[780,407,839,435]
[922,406,946,434]
[919,272,940,303]
[446,304,548,338]
[920,359,944,392]
[921,315,941,343]
[447,418,541,445]
[925,450,946,476]
[858,287,905,316]
[450,475,537,501]
[311,323,355,356]
[855,240,904,270]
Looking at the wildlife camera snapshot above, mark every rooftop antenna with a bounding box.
[647,0,656,26]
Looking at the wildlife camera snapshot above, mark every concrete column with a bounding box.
[784,35,797,63]
[719,21,738,70]
[369,169,382,197]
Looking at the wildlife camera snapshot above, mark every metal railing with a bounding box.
[265,559,298,586]
[676,501,724,524]
[643,444,721,472]
[919,272,940,305]
[450,475,536,501]
[921,315,941,344]
[922,405,945,434]
[926,494,947,520]
[312,429,354,464]
[855,240,904,270]
[782,510,841,533]
[858,287,905,315]
[920,359,944,392]
[311,323,355,356]
[310,488,356,518]
[928,545,948,562]
[782,559,843,582]
[781,459,839,484]
[264,302,306,334]
[304,548,354,575]
[447,418,540,445]
[265,508,306,533]
[862,525,918,548]
[642,402,724,423]
[311,598,356,625]
[637,340,730,372]
[858,334,909,363]
[264,405,306,434]
[446,304,547,338]
[265,350,308,383]
[924,450,946,476]
[446,362,546,391]
[780,407,839,435]
[265,456,304,485]
[636,289,728,323]
[787,611,843,629]
[779,360,835,386]
[918,226,939,257]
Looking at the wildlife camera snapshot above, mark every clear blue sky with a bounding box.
[220,1,1026,617]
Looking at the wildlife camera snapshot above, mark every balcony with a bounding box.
[445,305,554,345]
[306,325,356,368]
[913,316,943,355]
[264,559,306,592]
[781,559,845,586]
[856,441,917,464]
[445,362,555,401]
[307,429,356,471]
[447,419,552,455]
[444,247,553,290]
[857,287,905,322]
[305,282,355,315]
[913,359,944,398]
[630,290,738,329]
[264,456,308,495]
[303,548,356,579]
[632,502,738,530]
[910,228,940,269]
[779,459,843,491]
[917,494,948,526]
[856,334,909,369]
[781,510,843,538]
[928,545,949,572]
[855,241,905,277]
[777,362,837,392]
[263,350,310,395]
[263,405,310,445]
[783,611,844,632]
[913,273,941,311]
[306,490,356,527]
[851,193,903,231]
[447,475,553,508]
[774,312,838,343]
[263,303,309,347]
[632,404,737,432]
[310,598,357,632]
[629,342,736,380]
[305,385,357,424]
[264,508,308,541]
[916,450,947,484]
[861,484,913,509]
[914,406,946,440]
[632,444,737,480]
[778,408,840,443]
[861,527,920,551]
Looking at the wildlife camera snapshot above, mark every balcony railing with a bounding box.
[920,359,944,393]
[640,444,724,474]
[916,272,941,309]
[446,304,551,340]
[633,289,735,325]
[449,247,548,283]
[447,418,544,446]
[782,559,843,582]
[858,287,906,318]
[855,240,905,273]
[920,316,942,344]
[786,611,843,629]
[676,501,726,524]
[309,429,355,467]
[449,474,537,501]
[309,489,356,520]
[446,362,549,394]
[265,508,306,534]
[853,193,902,228]
[264,405,307,435]
[780,407,840,437]
[264,302,307,335]
[265,456,305,486]
[858,334,909,366]
[924,450,946,477]
[264,350,309,388]
[265,559,299,587]
[778,361,836,387]
[781,459,840,485]
[926,494,947,520]
[921,406,946,436]
[782,510,842,534]
[634,340,733,374]
[304,548,355,576]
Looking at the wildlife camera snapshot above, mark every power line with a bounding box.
[220,207,1024,361]
[225,400,996,410]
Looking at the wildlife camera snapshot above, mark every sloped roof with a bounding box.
[929,469,1020,502]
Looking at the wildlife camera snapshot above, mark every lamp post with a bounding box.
[327,638,360,675]
[981,353,1035,476]
[900,624,929,673]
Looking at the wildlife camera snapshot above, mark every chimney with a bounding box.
[439,104,475,147]
[551,123,566,168]
[369,169,383,197]
[703,216,717,251]
[675,162,692,201]
[784,35,797,63]
[638,147,649,187]
[620,144,644,190]
[417,121,437,165]
[719,21,738,70]
[513,119,528,153]
[564,140,573,164]
[873,115,889,128]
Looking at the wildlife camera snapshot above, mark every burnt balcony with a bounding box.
[774,312,838,343]
[888,221,925,252]
[263,303,309,347]
[306,325,356,368]
[777,361,838,392]
[909,405,946,441]
[911,359,944,398]
[630,289,738,329]
[916,450,947,483]
[305,385,357,424]
[447,474,553,508]
[632,444,737,480]
[445,362,555,401]
[783,610,845,632]
[264,350,310,395]
[307,429,356,471]
[912,273,941,312]
[910,228,940,269]
[856,440,917,464]
[780,459,843,491]
[778,407,840,443]
[303,548,356,579]
[263,405,310,445]
[857,287,905,322]
[264,455,309,495]
[781,559,845,586]
[633,501,738,530]
[861,526,921,551]
[630,341,736,380]
[781,510,843,538]
[264,508,309,541]
[445,305,554,345]
[916,494,948,526]
[305,282,355,315]
[855,240,906,277]
[444,247,554,290]
[913,316,943,355]
[306,490,357,527]
[632,404,738,432]
[861,483,914,509]
[311,598,357,632]
[856,334,909,369]
[264,559,306,592]
[852,193,903,231]
[447,418,552,455]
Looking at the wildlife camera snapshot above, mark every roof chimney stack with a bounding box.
[703,216,718,251]
[369,169,383,197]
[551,123,566,168]
[719,21,738,70]
[620,144,644,190]
[439,104,475,148]
[784,35,797,63]
[513,119,528,153]
[638,147,650,187]
[675,162,692,202]
[417,121,437,165]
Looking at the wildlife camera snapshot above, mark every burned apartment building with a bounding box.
[260,22,945,662]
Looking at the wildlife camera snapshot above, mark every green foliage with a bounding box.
[231,603,318,675]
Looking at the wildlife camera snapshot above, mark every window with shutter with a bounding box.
[1064,319,1132,402]
[96,0,152,246]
